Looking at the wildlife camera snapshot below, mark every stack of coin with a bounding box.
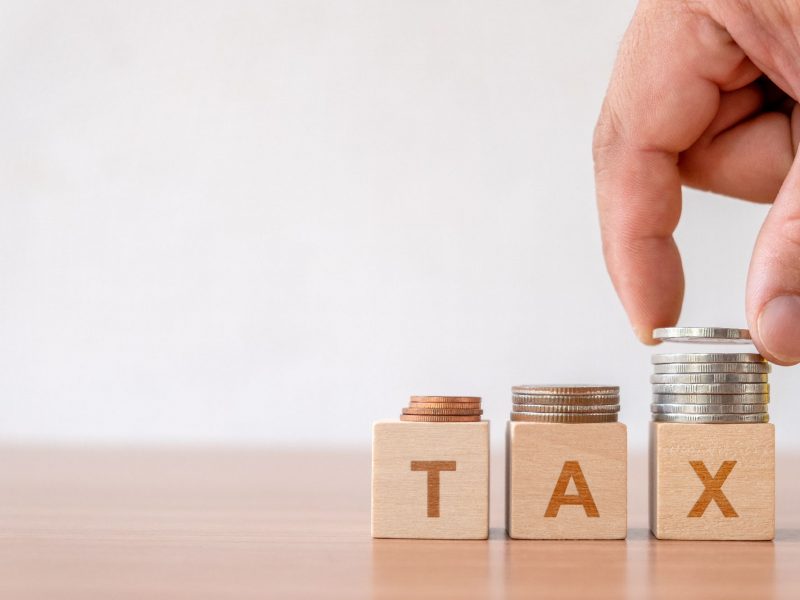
[651,327,770,423]
[510,385,620,422]
[400,396,483,422]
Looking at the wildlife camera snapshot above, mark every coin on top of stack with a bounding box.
[650,327,770,423]
[400,396,483,422]
[511,385,620,423]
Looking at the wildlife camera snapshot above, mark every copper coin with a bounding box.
[400,415,482,422]
[409,401,481,409]
[410,396,481,403]
[403,407,483,416]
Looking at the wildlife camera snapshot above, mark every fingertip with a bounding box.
[633,325,663,346]
[753,296,800,366]
[746,157,800,366]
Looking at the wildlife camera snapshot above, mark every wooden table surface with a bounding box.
[1,446,798,599]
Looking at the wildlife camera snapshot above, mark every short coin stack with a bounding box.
[651,327,770,423]
[510,385,620,422]
[400,396,483,422]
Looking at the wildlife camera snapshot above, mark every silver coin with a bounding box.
[512,394,619,406]
[510,412,619,423]
[650,373,768,384]
[652,327,751,344]
[652,353,766,364]
[652,393,770,404]
[513,403,620,413]
[653,362,771,374]
[650,403,768,414]
[651,383,768,394]
[652,413,769,424]
[512,384,619,396]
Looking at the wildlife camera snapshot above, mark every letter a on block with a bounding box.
[544,460,599,518]
[688,460,738,518]
[410,461,457,517]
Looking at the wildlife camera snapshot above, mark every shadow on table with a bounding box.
[371,536,491,599]
[502,530,627,598]
[644,530,775,599]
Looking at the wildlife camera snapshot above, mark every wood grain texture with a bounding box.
[372,420,489,539]
[650,422,775,540]
[506,421,626,539]
[0,446,800,598]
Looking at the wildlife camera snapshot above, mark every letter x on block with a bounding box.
[688,460,738,518]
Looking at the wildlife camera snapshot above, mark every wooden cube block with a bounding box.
[371,420,489,539]
[650,422,775,540]
[506,422,627,539]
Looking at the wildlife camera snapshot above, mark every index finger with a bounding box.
[593,2,757,342]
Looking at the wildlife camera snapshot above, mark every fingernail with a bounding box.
[757,296,800,363]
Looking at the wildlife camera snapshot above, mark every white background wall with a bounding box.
[0,1,792,450]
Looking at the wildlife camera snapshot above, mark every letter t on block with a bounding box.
[371,420,489,539]
[410,461,456,517]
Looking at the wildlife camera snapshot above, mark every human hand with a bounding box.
[593,0,800,364]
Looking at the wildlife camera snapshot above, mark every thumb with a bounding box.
[748,148,800,365]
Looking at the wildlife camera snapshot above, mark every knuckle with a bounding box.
[592,100,625,176]
[778,211,800,250]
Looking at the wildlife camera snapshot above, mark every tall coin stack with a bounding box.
[510,385,620,422]
[651,327,770,423]
[400,396,483,422]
